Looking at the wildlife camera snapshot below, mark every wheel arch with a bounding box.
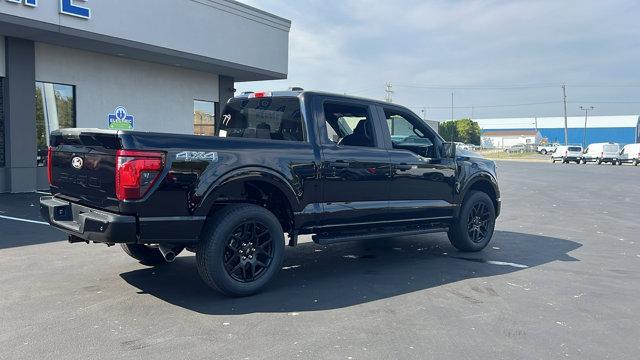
[195,167,301,232]
[459,174,500,217]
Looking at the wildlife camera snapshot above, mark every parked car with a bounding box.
[454,142,472,151]
[581,142,621,165]
[40,90,501,297]
[619,143,640,166]
[537,143,560,155]
[551,145,583,164]
[504,144,528,153]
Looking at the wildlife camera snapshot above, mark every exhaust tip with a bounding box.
[158,245,177,263]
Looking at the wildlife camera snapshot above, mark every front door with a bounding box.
[377,105,457,223]
[317,98,391,229]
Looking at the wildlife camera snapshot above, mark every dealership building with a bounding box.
[0,0,290,193]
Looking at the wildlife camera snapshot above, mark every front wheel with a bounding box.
[448,191,496,252]
[196,204,285,297]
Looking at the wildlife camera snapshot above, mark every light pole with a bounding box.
[580,106,594,148]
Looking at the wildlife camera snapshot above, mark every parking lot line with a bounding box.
[0,214,50,226]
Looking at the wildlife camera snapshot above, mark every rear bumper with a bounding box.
[40,196,137,244]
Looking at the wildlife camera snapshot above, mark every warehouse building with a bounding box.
[476,115,640,147]
[481,129,542,149]
[0,0,290,193]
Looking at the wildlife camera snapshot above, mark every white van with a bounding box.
[551,145,583,164]
[619,143,640,166]
[581,143,621,165]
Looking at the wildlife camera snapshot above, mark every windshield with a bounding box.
[220,97,304,142]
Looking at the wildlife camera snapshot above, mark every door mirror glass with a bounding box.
[443,142,456,158]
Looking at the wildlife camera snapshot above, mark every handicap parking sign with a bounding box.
[108,106,135,130]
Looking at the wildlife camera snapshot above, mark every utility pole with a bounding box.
[580,106,594,148]
[384,82,394,103]
[451,92,454,122]
[420,107,427,121]
[562,84,569,145]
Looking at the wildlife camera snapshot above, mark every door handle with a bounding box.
[395,163,413,171]
[330,161,350,169]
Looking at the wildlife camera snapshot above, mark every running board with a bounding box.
[313,227,449,246]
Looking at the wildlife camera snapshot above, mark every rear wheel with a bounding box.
[541,149,548,155]
[196,204,285,297]
[448,191,496,252]
[121,244,183,265]
[635,160,639,166]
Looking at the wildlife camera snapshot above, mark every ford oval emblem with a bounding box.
[71,157,84,170]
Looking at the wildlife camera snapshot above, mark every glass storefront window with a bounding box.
[194,100,215,136]
[36,82,75,167]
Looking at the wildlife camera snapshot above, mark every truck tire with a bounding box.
[196,204,285,297]
[541,149,548,155]
[120,244,183,265]
[635,160,639,166]
[448,191,496,252]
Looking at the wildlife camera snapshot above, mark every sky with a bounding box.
[235,0,640,121]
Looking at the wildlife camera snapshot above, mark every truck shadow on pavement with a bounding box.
[120,230,580,314]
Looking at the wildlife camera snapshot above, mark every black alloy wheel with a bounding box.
[448,190,496,252]
[196,204,285,297]
[467,202,491,244]
[223,221,274,283]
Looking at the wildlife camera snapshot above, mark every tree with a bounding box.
[439,118,481,145]
[440,120,458,142]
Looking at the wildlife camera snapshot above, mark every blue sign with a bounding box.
[5,0,91,20]
[108,107,135,130]
[60,0,91,19]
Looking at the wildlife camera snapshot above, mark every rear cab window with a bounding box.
[568,147,582,152]
[220,97,305,142]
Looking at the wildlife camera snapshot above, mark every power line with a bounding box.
[394,83,560,90]
[407,101,562,110]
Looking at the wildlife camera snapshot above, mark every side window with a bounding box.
[220,97,304,142]
[384,109,436,158]
[323,102,376,148]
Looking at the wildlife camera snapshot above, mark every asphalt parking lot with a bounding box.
[1,161,639,360]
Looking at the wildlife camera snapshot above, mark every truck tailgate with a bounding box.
[49,129,121,210]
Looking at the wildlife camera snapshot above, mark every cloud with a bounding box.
[236,0,640,119]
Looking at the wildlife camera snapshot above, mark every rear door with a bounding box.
[377,105,457,223]
[316,97,391,229]
[49,130,121,211]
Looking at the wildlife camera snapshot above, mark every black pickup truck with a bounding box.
[41,90,500,296]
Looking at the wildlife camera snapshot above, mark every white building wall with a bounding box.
[35,43,219,134]
[482,135,538,148]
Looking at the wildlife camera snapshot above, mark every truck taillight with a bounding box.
[47,147,54,185]
[115,150,165,201]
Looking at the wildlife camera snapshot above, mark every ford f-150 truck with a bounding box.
[41,90,501,296]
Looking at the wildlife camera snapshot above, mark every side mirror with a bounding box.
[443,142,456,158]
